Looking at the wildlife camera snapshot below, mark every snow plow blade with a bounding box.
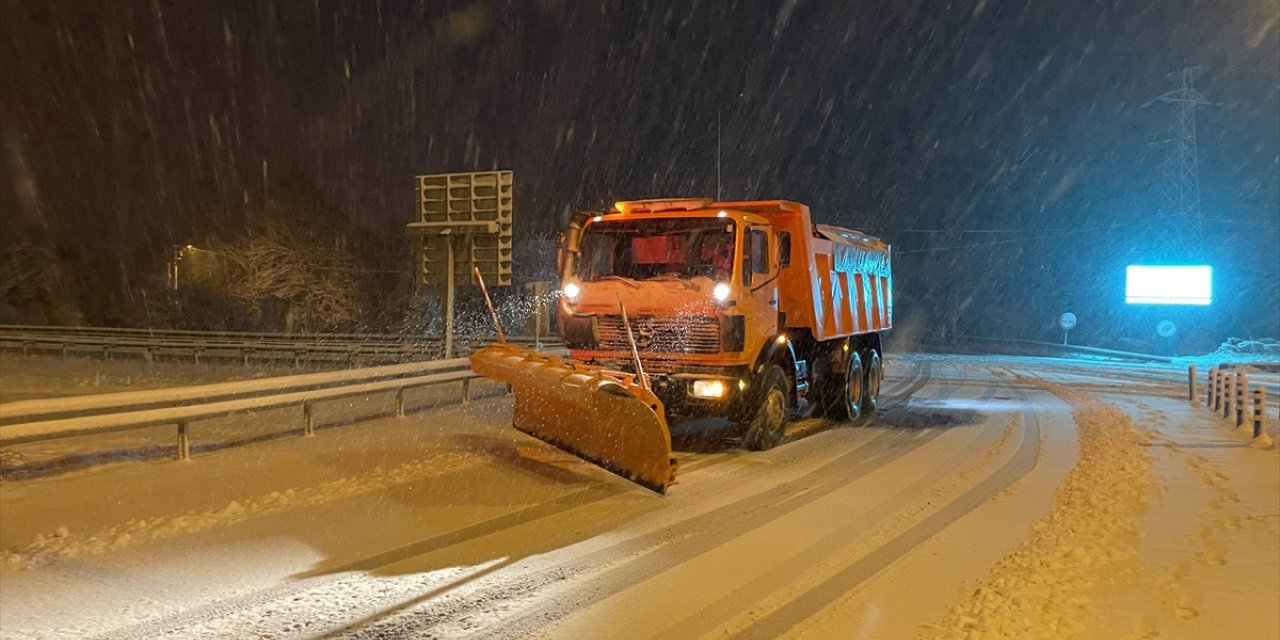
[470,343,677,493]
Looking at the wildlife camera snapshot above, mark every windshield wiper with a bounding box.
[593,275,642,289]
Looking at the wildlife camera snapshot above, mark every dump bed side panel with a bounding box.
[777,219,892,342]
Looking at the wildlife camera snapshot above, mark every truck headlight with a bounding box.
[691,379,727,399]
[712,283,730,301]
[563,282,581,299]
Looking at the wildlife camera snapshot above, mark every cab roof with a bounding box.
[610,198,807,216]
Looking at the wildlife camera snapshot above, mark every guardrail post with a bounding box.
[395,388,406,417]
[1234,371,1248,428]
[243,348,251,367]
[302,401,314,437]
[22,341,30,357]
[177,421,190,460]
[1253,387,1267,439]
[462,378,471,405]
[1188,364,1197,403]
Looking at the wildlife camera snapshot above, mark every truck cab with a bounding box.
[557,197,891,448]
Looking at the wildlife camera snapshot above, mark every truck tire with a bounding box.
[841,350,866,423]
[742,365,789,450]
[819,348,865,423]
[862,348,882,415]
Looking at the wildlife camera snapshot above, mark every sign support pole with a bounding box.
[444,234,455,359]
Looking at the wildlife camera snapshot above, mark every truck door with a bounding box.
[743,226,779,336]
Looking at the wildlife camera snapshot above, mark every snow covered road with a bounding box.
[1,355,1276,639]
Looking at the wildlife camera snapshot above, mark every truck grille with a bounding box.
[596,315,721,354]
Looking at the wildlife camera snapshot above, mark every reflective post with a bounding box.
[1188,364,1197,403]
[1235,371,1248,428]
[1222,373,1234,419]
[1253,387,1267,439]
[1212,369,1223,413]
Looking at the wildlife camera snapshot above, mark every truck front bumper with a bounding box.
[650,370,752,419]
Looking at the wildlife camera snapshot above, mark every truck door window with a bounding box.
[750,229,769,275]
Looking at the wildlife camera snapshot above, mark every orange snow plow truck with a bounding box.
[471,198,891,493]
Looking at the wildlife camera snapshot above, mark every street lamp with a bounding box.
[170,244,216,290]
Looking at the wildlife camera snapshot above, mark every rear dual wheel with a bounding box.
[863,348,882,415]
[822,345,882,423]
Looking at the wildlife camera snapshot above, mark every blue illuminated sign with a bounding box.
[1125,265,1212,305]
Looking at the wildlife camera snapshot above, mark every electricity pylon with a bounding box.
[1144,67,1216,235]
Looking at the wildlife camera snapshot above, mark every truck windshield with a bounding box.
[576,217,737,282]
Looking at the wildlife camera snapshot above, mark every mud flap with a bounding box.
[470,343,678,493]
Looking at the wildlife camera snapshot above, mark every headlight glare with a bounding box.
[691,379,727,399]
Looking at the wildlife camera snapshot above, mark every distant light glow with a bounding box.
[1125,265,1212,305]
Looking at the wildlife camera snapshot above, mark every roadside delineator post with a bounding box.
[1222,373,1235,419]
[1252,387,1268,440]
[1206,367,1216,409]
[1188,364,1198,403]
[1214,369,1225,413]
[1234,371,1248,428]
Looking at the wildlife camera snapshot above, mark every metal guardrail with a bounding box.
[0,359,471,425]
[0,358,495,462]
[0,325,559,365]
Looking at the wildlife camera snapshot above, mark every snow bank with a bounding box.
[1177,337,1280,367]
[921,380,1155,638]
[0,452,481,570]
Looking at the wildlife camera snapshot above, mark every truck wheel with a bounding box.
[743,365,789,450]
[862,349,882,415]
[842,350,866,423]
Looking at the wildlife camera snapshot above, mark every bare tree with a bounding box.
[212,223,359,332]
[0,242,81,324]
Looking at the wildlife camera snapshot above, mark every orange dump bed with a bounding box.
[711,200,892,342]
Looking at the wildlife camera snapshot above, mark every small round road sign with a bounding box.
[1156,320,1177,338]
[1058,312,1078,331]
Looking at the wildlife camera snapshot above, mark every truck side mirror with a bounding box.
[777,231,791,268]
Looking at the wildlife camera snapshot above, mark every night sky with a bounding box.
[3,0,1278,346]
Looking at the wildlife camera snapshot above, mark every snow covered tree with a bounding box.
[212,221,359,332]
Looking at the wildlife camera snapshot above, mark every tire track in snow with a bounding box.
[730,384,1041,639]
[324,364,958,639]
[93,361,939,640]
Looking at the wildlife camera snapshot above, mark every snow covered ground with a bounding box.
[0,354,1276,639]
